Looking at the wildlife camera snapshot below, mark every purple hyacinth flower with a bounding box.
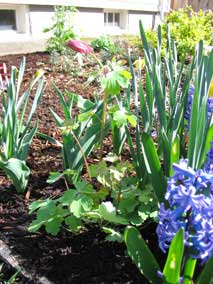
[204,141,213,173]
[185,84,213,128]
[157,159,213,263]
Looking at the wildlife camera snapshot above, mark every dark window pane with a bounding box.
[104,12,106,23]
[108,13,113,23]
[114,13,120,26]
[0,10,16,30]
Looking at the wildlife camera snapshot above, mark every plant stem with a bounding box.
[71,130,92,182]
[182,257,197,284]
[100,92,108,159]
[91,53,103,68]
[115,187,122,213]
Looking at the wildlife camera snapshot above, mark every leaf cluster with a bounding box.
[125,227,213,284]
[44,6,78,53]
[29,157,158,238]
[0,58,44,192]
[162,7,213,59]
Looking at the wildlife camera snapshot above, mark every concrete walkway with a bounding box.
[0,31,47,56]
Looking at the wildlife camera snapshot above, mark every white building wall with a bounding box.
[0,3,29,33]
[128,12,160,33]
[16,4,29,32]
[0,0,161,12]
[0,1,164,55]
[128,14,153,33]
[74,8,104,37]
[29,6,54,36]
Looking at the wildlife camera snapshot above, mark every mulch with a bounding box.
[0,52,162,284]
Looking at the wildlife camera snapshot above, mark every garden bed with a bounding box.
[0,52,161,284]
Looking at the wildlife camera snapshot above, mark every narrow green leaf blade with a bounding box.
[163,228,184,284]
[0,158,30,192]
[124,226,160,283]
[195,257,213,284]
[142,133,167,203]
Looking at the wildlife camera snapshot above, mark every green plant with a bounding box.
[124,227,213,284]
[49,87,110,183]
[126,21,191,196]
[49,48,82,75]
[0,57,44,192]
[44,5,78,53]
[0,263,20,284]
[89,155,158,226]
[29,179,101,235]
[123,26,213,284]
[99,58,132,156]
[126,20,213,206]
[29,155,158,237]
[124,143,213,283]
[162,6,213,58]
[91,35,118,55]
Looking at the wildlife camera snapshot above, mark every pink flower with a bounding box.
[67,39,93,54]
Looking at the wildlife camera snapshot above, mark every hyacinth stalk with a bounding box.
[182,258,197,284]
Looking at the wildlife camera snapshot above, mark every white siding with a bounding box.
[74,8,104,37]
[1,0,160,12]
[29,6,54,36]
[128,12,154,33]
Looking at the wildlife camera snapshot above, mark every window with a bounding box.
[104,12,120,27]
[0,10,16,30]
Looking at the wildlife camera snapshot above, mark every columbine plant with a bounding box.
[67,39,132,157]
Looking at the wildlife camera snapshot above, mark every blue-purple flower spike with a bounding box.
[185,84,213,128]
[157,159,213,263]
[204,141,213,173]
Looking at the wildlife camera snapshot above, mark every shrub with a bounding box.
[133,7,213,59]
[162,6,213,58]
[91,35,119,55]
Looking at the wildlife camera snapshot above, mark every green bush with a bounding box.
[91,35,118,54]
[162,6,213,58]
[133,7,213,59]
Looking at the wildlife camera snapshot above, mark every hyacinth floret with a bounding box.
[157,159,213,263]
[185,84,213,128]
[204,141,213,173]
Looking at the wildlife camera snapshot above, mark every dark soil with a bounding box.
[0,52,162,284]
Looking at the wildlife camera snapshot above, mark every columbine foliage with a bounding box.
[29,155,158,237]
[49,87,109,182]
[91,35,116,53]
[0,57,44,192]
